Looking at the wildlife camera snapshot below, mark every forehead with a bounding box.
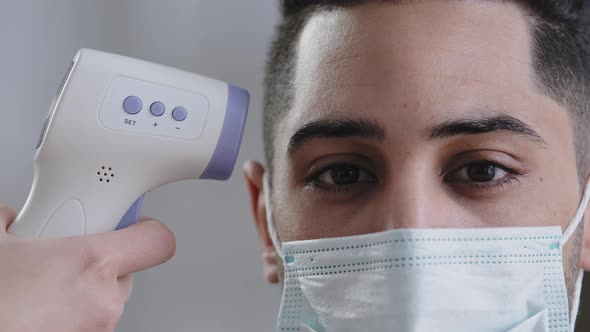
[282,1,551,131]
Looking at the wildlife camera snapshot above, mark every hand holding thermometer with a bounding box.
[8,49,249,238]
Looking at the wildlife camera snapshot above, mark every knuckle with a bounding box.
[92,297,124,330]
[0,205,17,219]
[81,245,117,279]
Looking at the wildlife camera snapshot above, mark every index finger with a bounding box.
[0,205,17,232]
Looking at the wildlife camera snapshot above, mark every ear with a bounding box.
[243,160,280,284]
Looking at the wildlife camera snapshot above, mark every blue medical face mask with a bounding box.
[263,174,590,332]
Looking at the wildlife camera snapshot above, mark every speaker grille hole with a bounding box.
[97,165,115,183]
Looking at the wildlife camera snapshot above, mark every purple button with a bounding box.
[150,102,165,117]
[123,96,142,115]
[172,106,188,121]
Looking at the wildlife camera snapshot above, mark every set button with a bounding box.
[122,96,188,122]
[123,96,142,115]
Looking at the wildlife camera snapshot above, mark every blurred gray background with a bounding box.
[0,1,280,331]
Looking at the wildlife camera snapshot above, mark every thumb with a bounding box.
[85,218,177,276]
[0,205,17,232]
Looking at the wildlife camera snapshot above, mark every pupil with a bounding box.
[467,164,496,182]
[330,166,360,185]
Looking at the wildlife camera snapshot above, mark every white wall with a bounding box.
[0,1,281,331]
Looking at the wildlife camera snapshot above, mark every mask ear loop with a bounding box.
[263,172,283,258]
[560,176,590,332]
[561,177,590,246]
[570,270,584,332]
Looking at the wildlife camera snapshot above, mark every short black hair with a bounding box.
[263,0,590,183]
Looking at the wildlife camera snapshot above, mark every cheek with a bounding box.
[534,140,580,229]
[273,173,581,243]
[273,196,359,242]
[536,174,580,229]
[502,153,580,229]
[273,184,386,242]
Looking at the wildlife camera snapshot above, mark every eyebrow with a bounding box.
[426,114,547,146]
[287,113,547,156]
[288,118,385,155]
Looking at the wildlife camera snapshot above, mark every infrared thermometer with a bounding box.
[8,49,249,238]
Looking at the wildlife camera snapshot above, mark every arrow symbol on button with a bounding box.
[153,123,158,127]
[175,127,180,130]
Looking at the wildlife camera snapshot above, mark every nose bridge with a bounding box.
[380,159,448,230]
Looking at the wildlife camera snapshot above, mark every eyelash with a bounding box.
[446,160,523,193]
[304,163,377,193]
[304,160,524,194]
[461,172,520,191]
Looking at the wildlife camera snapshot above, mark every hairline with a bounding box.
[263,1,590,187]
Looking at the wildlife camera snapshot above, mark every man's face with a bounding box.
[245,1,590,302]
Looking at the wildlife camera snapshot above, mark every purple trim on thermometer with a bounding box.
[116,194,145,230]
[199,84,249,180]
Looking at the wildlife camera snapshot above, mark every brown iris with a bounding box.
[466,163,497,182]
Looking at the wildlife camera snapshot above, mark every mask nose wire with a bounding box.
[561,176,590,246]
[263,172,283,258]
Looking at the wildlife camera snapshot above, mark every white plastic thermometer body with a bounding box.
[9,49,249,238]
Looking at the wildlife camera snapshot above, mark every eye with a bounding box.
[307,163,377,191]
[444,160,522,186]
[457,162,508,183]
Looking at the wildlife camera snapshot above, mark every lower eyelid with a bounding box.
[458,174,521,194]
